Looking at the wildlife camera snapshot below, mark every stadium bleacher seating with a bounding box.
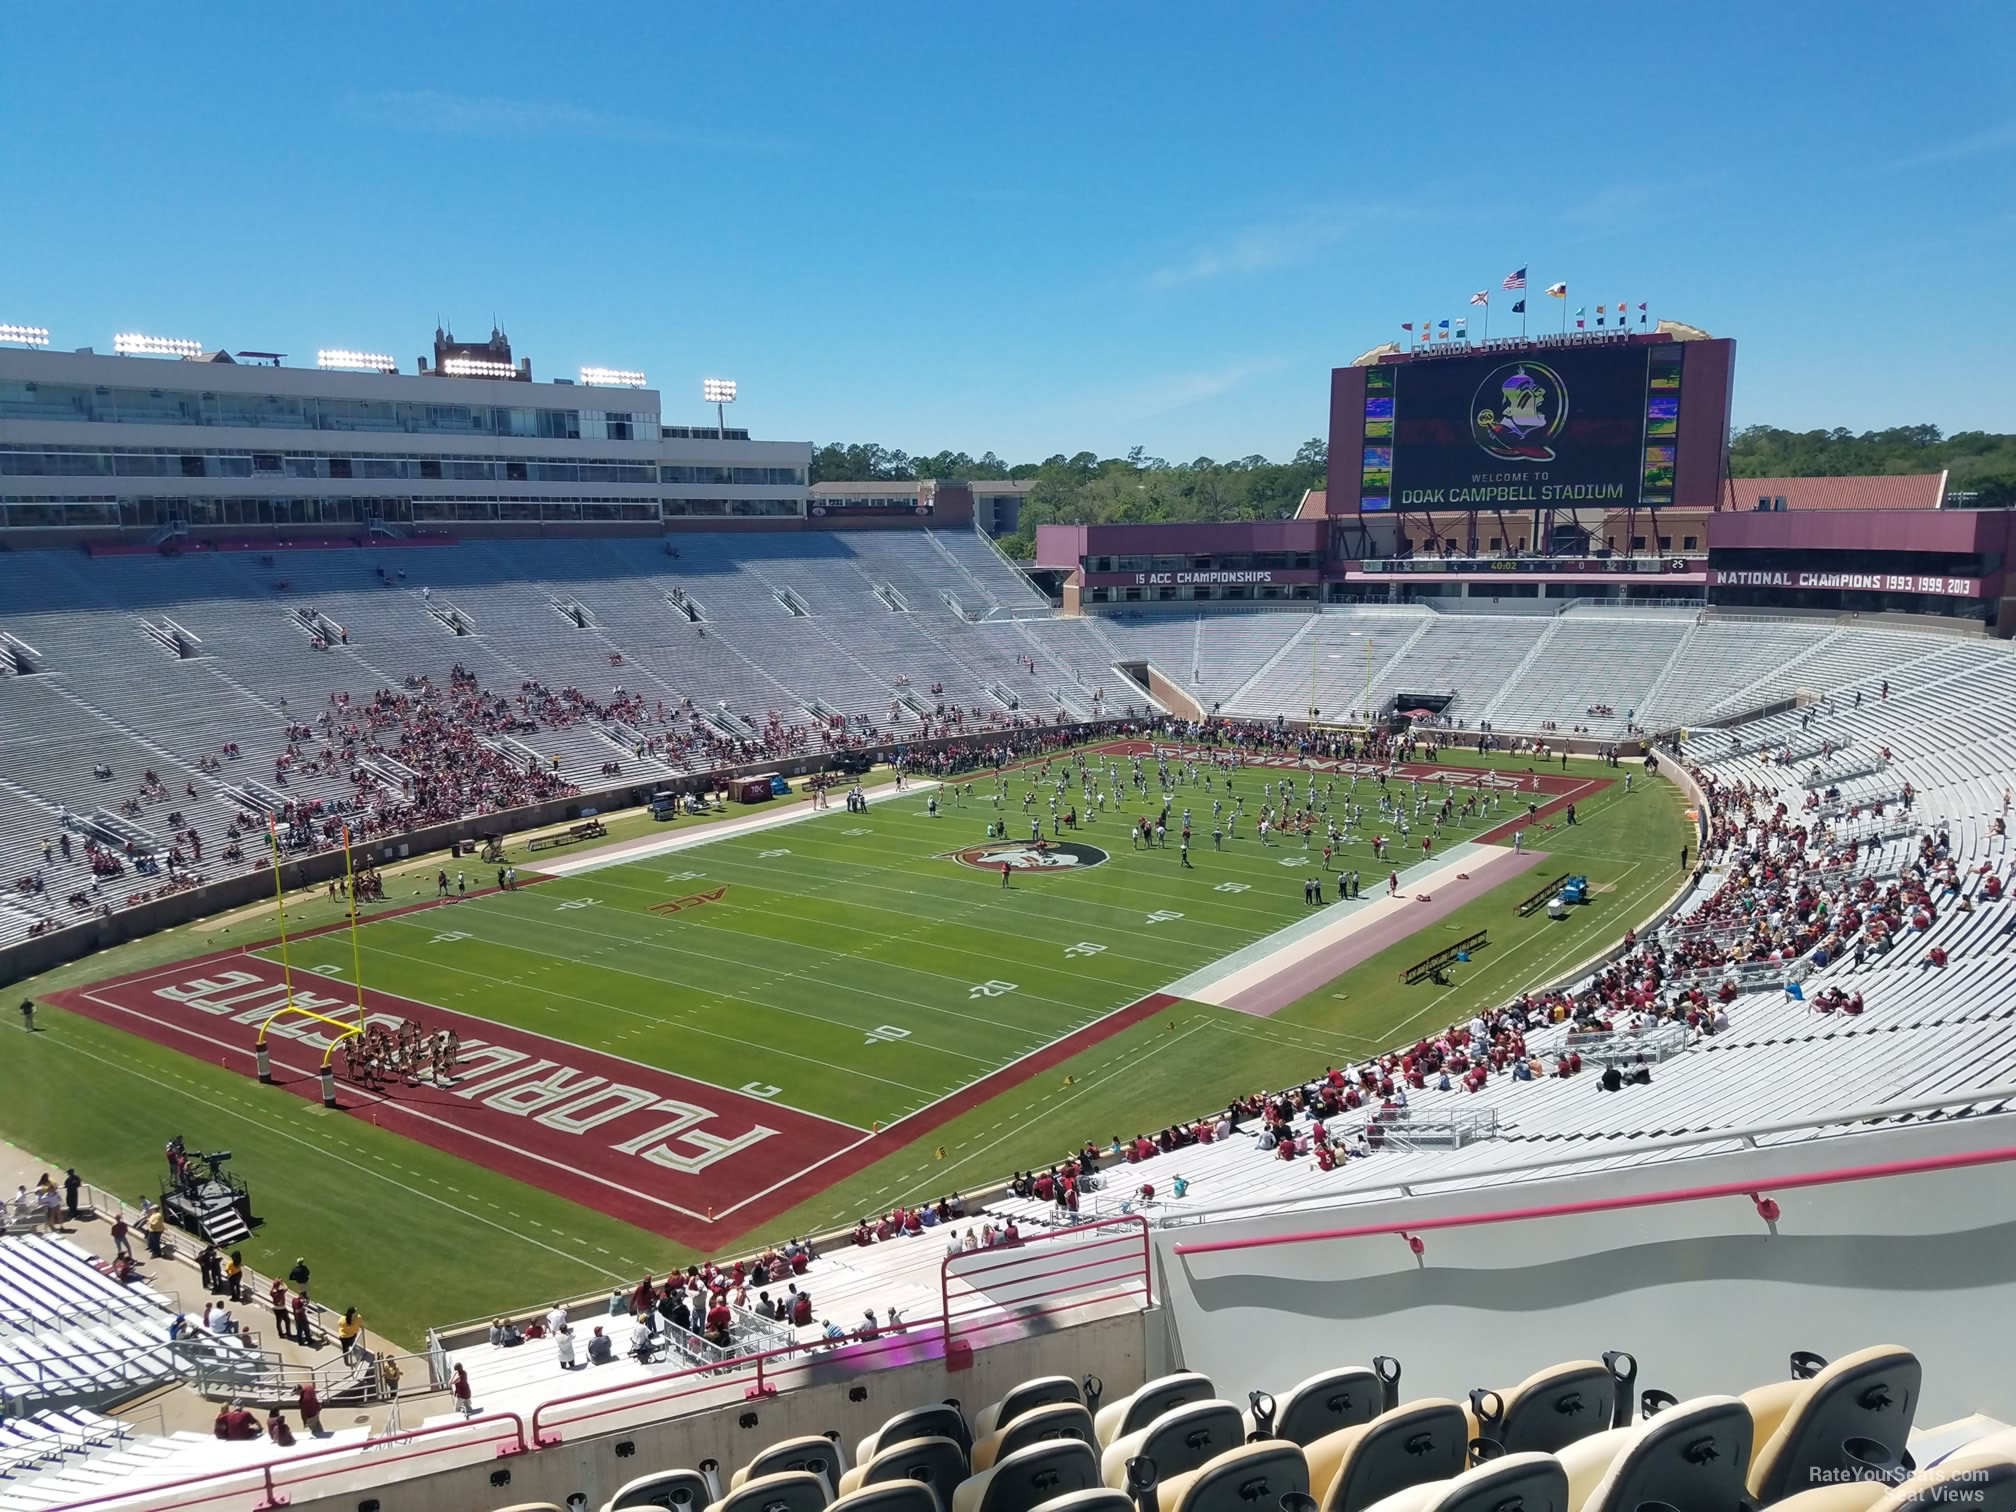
[8,526,2016,957]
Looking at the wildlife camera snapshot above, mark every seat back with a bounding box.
[857,1437,970,1504]
[1101,1402,1245,1490]
[1410,1453,1566,1512]
[1157,1442,1310,1512]
[1467,1360,1617,1457]
[977,1377,1084,1441]
[1256,1369,1383,1447]
[1311,1400,1469,1512]
[865,1405,974,1466]
[709,1471,832,1512]
[610,1470,717,1511]
[1749,1347,1921,1504]
[741,1437,848,1495]
[974,1405,1098,1473]
[1095,1373,1216,1447]
[954,1441,1102,1512]
[1874,1447,2016,1512]
[826,1486,942,1512]
[1581,1394,1752,1512]
[1027,1493,1134,1512]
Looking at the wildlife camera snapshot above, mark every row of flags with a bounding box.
[1401,268,1652,340]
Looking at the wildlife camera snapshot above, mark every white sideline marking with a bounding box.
[1175,847,1517,1009]
[538,782,932,877]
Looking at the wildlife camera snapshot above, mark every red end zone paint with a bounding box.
[46,954,864,1250]
[46,944,1181,1253]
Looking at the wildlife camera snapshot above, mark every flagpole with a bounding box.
[266,820,297,1011]
[342,822,366,1028]
[1521,266,1529,338]
[1481,300,1490,342]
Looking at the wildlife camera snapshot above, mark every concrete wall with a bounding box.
[1152,1113,2016,1425]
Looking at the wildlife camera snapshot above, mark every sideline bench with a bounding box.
[525,819,608,853]
[1514,873,1561,917]
[1398,928,1487,985]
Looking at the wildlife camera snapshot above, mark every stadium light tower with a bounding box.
[440,356,518,379]
[702,377,737,435]
[0,324,51,348]
[580,366,647,388]
[317,348,396,373]
[114,332,203,358]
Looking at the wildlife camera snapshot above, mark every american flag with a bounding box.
[1502,267,1527,291]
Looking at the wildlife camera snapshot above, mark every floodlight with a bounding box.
[317,348,395,372]
[441,357,518,379]
[702,378,737,404]
[580,366,647,388]
[0,324,50,347]
[114,333,203,357]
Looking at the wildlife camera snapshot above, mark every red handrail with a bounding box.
[939,1214,1151,1354]
[1170,1143,2016,1257]
[47,1216,1157,1507]
[528,1314,952,1445]
[48,1411,526,1512]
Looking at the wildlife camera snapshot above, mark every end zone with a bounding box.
[45,954,870,1249]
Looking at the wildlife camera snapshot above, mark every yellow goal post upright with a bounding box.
[254,1004,365,1109]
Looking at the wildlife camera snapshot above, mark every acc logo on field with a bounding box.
[1471,360,1568,463]
[946,840,1109,873]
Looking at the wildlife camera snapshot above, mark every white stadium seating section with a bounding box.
[6,528,2015,953]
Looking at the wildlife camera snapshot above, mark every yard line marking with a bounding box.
[383,909,1053,1044]
[267,938,930,1104]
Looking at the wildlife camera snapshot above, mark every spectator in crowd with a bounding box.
[337,1306,364,1363]
[213,1401,262,1441]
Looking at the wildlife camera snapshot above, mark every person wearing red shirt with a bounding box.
[213,1402,262,1441]
[297,1381,326,1437]
[704,1296,732,1346]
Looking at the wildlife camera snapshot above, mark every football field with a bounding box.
[26,741,1689,1340]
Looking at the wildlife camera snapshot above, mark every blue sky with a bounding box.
[4,3,2012,463]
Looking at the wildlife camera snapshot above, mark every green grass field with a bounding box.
[4,744,1688,1345]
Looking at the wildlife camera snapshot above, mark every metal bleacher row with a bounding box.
[0,1236,191,1416]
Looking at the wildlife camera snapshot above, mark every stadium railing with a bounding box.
[526,1214,1150,1446]
[45,1411,529,1512]
[1150,1084,2016,1230]
[938,1214,1151,1362]
[1167,1139,2016,1259]
[38,1224,1146,1512]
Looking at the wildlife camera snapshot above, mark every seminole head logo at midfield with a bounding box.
[1471,361,1568,462]
[945,839,1109,873]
